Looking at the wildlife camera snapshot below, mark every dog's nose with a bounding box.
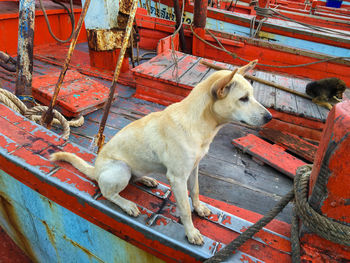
[263,113,272,123]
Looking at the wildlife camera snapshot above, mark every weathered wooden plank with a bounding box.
[179,58,212,87]
[159,54,200,86]
[111,97,163,118]
[200,153,292,198]
[232,134,306,178]
[259,127,317,163]
[252,71,276,108]
[32,70,111,117]
[291,78,326,121]
[132,50,186,80]
[274,74,298,115]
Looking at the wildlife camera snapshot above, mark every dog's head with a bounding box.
[335,79,347,99]
[210,60,272,126]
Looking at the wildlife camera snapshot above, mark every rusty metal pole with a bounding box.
[15,0,35,105]
[192,0,207,57]
[95,0,138,152]
[41,0,92,128]
[193,0,207,29]
[173,0,187,52]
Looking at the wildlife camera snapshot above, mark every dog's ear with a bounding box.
[211,69,238,99]
[238,59,258,76]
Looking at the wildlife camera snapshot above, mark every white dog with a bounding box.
[51,59,272,245]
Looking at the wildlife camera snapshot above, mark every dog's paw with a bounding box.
[122,201,140,217]
[194,203,211,217]
[138,176,159,188]
[186,228,204,245]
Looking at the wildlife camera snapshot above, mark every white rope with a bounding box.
[0,88,84,139]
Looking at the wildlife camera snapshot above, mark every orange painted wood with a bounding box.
[159,55,200,86]
[259,127,317,162]
[157,33,179,54]
[232,134,306,178]
[134,14,350,87]
[89,49,130,72]
[264,118,322,142]
[32,70,112,117]
[132,50,185,80]
[33,43,135,87]
[299,101,350,262]
[268,108,325,131]
[179,58,214,87]
[0,2,86,56]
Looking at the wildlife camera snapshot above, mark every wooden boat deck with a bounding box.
[132,50,330,122]
[0,43,295,224]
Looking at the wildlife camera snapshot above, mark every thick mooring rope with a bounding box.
[294,165,350,246]
[205,164,350,262]
[0,88,83,139]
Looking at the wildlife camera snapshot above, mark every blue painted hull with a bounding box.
[0,169,163,263]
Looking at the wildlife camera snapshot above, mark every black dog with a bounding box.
[306,77,347,110]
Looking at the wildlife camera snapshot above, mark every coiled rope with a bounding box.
[204,164,350,262]
[0,88,83,139]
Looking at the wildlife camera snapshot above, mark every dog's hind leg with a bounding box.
[98,160,140,217]
[188,166,211,217]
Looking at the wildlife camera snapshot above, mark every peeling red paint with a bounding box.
[240,253,262,263]
[155,217,168,226]
[61,143,96,163]
[0,135,19,153]
[216,243,222,252]
[27,140,49,153]
[11,147,55,174]
[31,130,65,146]
[151,188,167,198]
[0,104,25,124]
[0,117,37,146]
[51,169,97,196]
[222,215,232,225]
[16,119,38,133]
[140,208,153,219]
[233,134,305,178]
[207,214,219,222]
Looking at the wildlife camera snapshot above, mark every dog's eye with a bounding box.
[239,96,249,102]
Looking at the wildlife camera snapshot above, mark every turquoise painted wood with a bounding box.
[0,170,162,263]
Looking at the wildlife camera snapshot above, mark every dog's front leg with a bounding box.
[188,166,211,217]
[168,172,204,245]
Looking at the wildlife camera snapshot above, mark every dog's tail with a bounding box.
[50,152,95,180]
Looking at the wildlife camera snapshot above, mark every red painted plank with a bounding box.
[132,50,186,80]
[264,118,322,142]
[32,70,112,117]
[134,83,183,106]
[259,127,317,162]
[232,134,306,178]
[179,58,214,88]
[135,76,190,97]
[159,55,199,85]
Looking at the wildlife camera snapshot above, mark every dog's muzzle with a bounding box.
[263,113,272,124]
